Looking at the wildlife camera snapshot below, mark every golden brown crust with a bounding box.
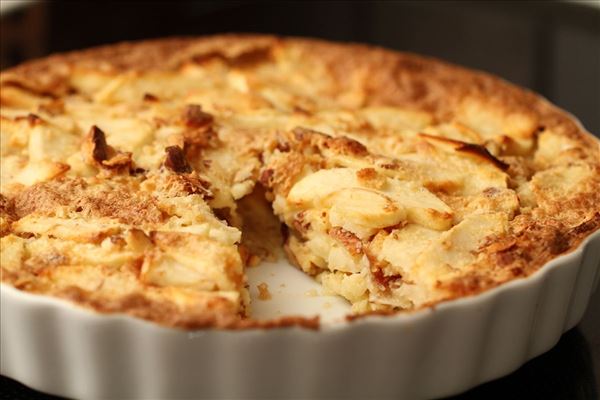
[2,34,597,148]
[0,194,16,236]
[1,271,319,330]
[1,34,599,329]
[12,178,166,225]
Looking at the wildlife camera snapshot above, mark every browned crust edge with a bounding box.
[346,212,600,321]
[1,34,599,330]
[2,34,598,146]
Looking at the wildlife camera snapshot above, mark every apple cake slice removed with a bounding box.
[261,127,514,312]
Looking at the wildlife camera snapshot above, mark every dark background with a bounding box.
[1,1,599,399]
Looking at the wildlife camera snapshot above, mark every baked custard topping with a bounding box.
[1,35,599,328]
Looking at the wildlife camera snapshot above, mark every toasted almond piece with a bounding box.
[85,125,109,163]
[182,104,214,129]
[164,145,192,173]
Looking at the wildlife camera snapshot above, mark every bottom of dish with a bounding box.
[246,257,351,323]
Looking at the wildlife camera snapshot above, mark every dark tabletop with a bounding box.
[1,1,599,399]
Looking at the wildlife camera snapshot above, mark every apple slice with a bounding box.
[326,188,406,238]
[287,168,357,206]
[287,167,453,231]
[382,179,453,231]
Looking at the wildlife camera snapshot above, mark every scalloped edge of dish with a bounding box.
[1,227,598,399]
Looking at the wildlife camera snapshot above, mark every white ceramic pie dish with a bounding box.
[1,227,598,399]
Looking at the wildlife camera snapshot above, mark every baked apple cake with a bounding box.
[1,35,598,328]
